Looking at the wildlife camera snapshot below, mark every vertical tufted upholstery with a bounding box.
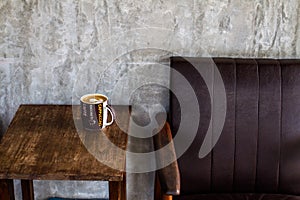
[169,57,300,199]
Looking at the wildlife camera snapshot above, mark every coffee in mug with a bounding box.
[80,93,114,130]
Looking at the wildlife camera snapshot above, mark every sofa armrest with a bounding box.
[154,122,180,196]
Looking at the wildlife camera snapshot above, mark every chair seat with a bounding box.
[174,193,300,200]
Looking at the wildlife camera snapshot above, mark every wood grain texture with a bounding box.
[0,105,129,181]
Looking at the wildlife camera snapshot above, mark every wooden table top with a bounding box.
[0,105,129,181]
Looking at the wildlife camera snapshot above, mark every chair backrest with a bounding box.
[169,57,300,195]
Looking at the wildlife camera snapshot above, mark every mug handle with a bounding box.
[105,106,114,126]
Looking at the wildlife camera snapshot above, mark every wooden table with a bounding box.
[0,105,129,200]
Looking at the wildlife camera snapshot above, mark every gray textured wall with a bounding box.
[1,0,300,199]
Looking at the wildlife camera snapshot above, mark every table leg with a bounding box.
[109,178,126,200]
[0,179,15,200]
[21,180,34,200]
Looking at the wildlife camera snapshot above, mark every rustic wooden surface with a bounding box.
[0,105,129,181]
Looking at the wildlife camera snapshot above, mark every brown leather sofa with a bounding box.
[154,57,300,200]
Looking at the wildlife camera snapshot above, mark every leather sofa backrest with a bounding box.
[170,57,300,195]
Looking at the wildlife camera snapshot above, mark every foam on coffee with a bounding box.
[81,94,107,104]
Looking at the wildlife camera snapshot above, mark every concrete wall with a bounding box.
[1,0,300,199]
